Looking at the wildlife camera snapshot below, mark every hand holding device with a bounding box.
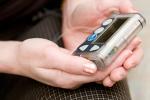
[15,38,98,89]
[74,13,146,69]
[62,0,145,87]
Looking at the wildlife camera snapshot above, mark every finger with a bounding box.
[124,46,143,69]
[45,47,97,75]
[62,31,90,51]
[120,6,138,13]
[119,1,138,13]
[102,76,115,87]
[110,67,128,82]
[106,50,133,73]
[59,48,72,54]
[36,68,96,89]
[101,7,120,18]
[126,37,142,51]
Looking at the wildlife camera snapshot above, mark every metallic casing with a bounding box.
[74,13,146,70]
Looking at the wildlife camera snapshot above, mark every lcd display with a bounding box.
[94,18,128,43]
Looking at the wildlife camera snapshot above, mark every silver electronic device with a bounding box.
[73,13,146,70]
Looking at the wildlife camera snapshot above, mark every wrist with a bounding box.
[0,41,22,75]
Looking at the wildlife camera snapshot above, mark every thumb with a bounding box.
[45,47,97,75]
[119,1,138,13]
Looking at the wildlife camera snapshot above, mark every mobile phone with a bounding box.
[73,13,146,70]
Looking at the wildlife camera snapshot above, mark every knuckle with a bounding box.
[124,62,129,69]
[124,61,137,69]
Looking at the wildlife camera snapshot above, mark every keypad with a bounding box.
[90,45,100,51]
[102,19,113,26]
[87,34,97,42]
[79,45,89,51]
[94,27,104,34]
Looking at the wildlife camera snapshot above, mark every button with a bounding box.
[87,34,97,42]
[90,45,100,51]
[79,45,89,51]
[102,19,113,26]
[94,27,105,34]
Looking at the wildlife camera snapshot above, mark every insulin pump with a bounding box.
[73,13,146,70]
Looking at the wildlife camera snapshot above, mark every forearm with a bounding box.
[0,41,21,74]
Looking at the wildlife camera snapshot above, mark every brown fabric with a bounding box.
[5,77,131,100]
[0,0,62,23]
[0,10,131,100]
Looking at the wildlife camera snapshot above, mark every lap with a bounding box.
[5,77,131,100]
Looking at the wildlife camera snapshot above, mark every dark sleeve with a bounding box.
[0,0,62,23]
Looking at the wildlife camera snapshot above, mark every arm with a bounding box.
[0,41,21,74]
[0,39,99,89]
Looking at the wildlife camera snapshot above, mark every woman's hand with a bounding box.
[15,38,99,89]
[100,37,143,87]
[62,0,136,50]
[62,0,143,87]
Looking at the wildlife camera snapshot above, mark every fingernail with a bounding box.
[125,61,135,69]
[83,63,97,74]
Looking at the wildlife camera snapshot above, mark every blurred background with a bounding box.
[128,0,150,100]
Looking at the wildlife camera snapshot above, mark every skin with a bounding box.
[0,0,143,89]
[62,0,143,87]
[0,39,98,89]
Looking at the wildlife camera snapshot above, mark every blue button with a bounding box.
[87,34,97,42]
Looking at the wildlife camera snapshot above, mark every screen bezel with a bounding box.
[92,17,129,44]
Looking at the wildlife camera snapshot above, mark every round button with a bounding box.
[102,19,113,26]
[94,27,104,34]
[87,34,97,42]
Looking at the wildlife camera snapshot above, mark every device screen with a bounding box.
[94,18,128,44]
